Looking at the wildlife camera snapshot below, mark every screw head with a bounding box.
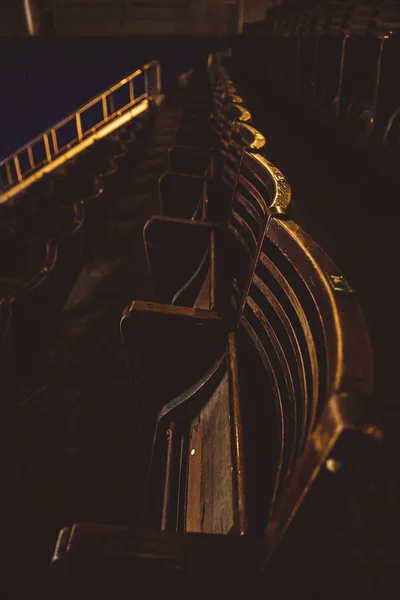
[325,458,342,473]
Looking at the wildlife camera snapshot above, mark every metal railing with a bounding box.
[0,59,161,203]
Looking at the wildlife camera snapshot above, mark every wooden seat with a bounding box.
[169,88,245,178]
[78,149,118,179]
[177,80,239,131]
[0,200,85,402]
[160,116,261,222]
[377,102,400,187]
[177,57,232,122]
[338,0,400,148]
[141,214,376,554]
[51,140,377,580]
[176,54,240,134]
[173,88,245,148]
[314,3,350,125]
[375,26,400,185]
[121,151,291,417]
[337,3,387,147]
[315,37,344,125]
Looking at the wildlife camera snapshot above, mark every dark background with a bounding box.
[0,36,233,160]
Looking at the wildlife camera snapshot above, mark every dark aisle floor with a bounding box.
[13,93,183,596]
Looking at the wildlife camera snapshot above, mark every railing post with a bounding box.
[28,146,35,169]
[144,67,149,98]
[5,162,13,185]
[76,113,83,141]
[43,133,51,162]
[237,0,244,34]
[156,62,162,94]
[51,128,58,154]
[109,94,115,115]
[0,59,159,201]
[14,155,22,182]
[102,94,108,120]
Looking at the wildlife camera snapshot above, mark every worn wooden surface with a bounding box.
[186,374,234,534]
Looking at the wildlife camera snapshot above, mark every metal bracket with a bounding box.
[325,273,353,292]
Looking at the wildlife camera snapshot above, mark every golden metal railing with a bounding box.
[0,59,161,203]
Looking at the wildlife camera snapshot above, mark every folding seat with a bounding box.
[339,2,385,147]
[269,6,302,102]
[314,1,351,126]
[62,142,118,224]
[373,2,400,183]
[51,164,104,256]
[172,81,243,147]
[178,57,238,128]
[51,128,378,581]
[179,56,215,117]
[0,177,55,246]
[168,87,245,179]
[0,195,85,403]
[159,119,264,223]
[124,107,157,161]
[263,6,285,84]
[234,18,271,90]
[176,80,239,138]
[296,6,324,112]
[77,140,120,177]
[121,150,291,427]
[115,126,137,150]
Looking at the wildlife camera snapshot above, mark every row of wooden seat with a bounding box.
[256,1,400,37]
[0,109,155,427]
[240,2,400,187]
[51,54,379,580]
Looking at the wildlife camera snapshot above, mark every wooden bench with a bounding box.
[51,144,378,579]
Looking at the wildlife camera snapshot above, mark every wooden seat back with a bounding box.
[145,210,375,566]
[145,125,284,312]
[162,114,264,223]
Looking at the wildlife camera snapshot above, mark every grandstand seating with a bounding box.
[240,0,400,173]
[0,74,157,411]
[0,16,391,589]
[44,52,380,582]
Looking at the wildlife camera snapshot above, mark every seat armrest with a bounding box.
[52,523,259,578]
[168,145,211,176]
[144,216,220,303]
[120,301,228,414]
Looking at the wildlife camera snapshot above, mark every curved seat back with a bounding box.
[240,216,374,553]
